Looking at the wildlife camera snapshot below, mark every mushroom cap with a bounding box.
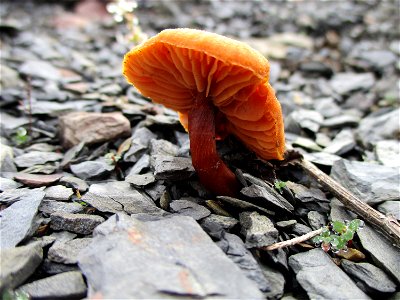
[123,28,285,160]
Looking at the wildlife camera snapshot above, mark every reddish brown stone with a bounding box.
[14,173,63,187]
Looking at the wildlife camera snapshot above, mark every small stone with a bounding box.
[323,129,356,155]
[341,260,397,293]
[303,152,342,167]
[0,243,43,291]
[14,173,63,187]
[59,111,131,148]
[144,114,180,127]
[17,271,87,299]
[291,223,312,236]
[330,72,375,95]
[14,151,63,168]
[0,143,17,174]
[289,248,369,299]
[62,82,89,94]
[286,181,328,203]
[276,220,297,229]
[375,140,400,167]
[124,128,156,162]
[48,238,93,264]
[201,214,238,238]
[289,109,323,133]
[39,200,84,215]
[170,200,211,220]
[70,160,114,180]
[355,50,397,72]
[125,173,156,187]
[153,156,195,180]
[377,201,400,220]
[59,175,88,193]
[292,136,323,152]
[50,212,105,235]
[0,177,22,191]
[307,211,327,230]
[240,211,279,248]
[127,154,150,175]
[335,248,366,262]
[322,114,361,129]
[44,185,74,201]
[150,139,179,157]
[19,60,61,81]
[217,196,274,216]
[40,259,79,275]
[0,189,45,249]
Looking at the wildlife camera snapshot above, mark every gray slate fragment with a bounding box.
[78,214,263,299]
[240,211,278,248]
[150,138,179,157]
[40,259,79,275]
[289,248,370,299]
[0,177,22,191]
[307,211,328,230]
[375,140,400,167]
[17,271,86,299]
[322,114,361,128]
[170,200,211,220]
[14,151,63,168]
[127,154,150,175]
[201,214,238,238]
[323,129,356,155]
[59,175,88,192]
[50,212,105,235]
[331,159,400,205]
[124,127,156,162]
[331,199,400,284]
[357,108,400,148]
[0,243,43,292]
[125,173,156,187]
[377,201,400,220]
[70,160,114,180]
[217,233,271,293]
[330,72,375,95]
[0,189,45,249]
[19,60,61,81]
[217,196,275,216]
[153,156,195,180]
[48,238,92,264]
[341,260,397,293]
[39,200,84,215]
[303,151,342,167]
[44,185,74,201]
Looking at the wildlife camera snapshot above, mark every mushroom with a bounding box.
[123,28,285,196]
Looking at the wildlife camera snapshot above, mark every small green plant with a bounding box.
[105,151,121,165]
[12,127,29,146]
[2,290,30,300]
[274,180,286,194]
[313,219,364,253]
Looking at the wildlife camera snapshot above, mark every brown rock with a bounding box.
[14,173,63,187]
[59,112,131,148]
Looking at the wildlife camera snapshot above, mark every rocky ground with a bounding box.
[0,0,399,299]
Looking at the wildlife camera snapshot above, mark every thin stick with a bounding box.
[262,227,324,251]
[297,158,400,248]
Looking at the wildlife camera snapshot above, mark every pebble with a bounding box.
[322,114,361,128]
[59,175,88,193]
[48,238,93,264]
[288,109,323,133]
[0,189,45,249]
[0,143,18,174]
[323,129,356,155]
[150,139,179,157]
[70,159,114,180]
[307,211,327,230]
[341,260,397,293]
[127,154,151,175]
[0,177,22,191]
[289,248,370,299]
[17,271,87,299]
[153,156,195,180]
[78,214,263,299]
[125,173,156,187]
[0,243,43,291]
[200,214,238,238]
[239,211,279,248]
[39,200,84,216]
[50,212,105,235]
[44,185,74,201]
[19,60,61,81]
[13,173,63,187]
[330,72,375,95]
[377,201,400,220]
[375,140,400,167]
[169,200,211,220]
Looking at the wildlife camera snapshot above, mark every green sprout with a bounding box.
[12,127,29,146]
[104,151,121,165]
[2,290,30,300]
[312,219,364,253]
[274,180,286,194]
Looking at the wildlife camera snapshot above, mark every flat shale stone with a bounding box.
[50,212,105,235]
[330,72,375,95]
[341,260,397,293]
[0,243,43,292]
[59,111,131,148]
[17,271,86,299]
[39,200,84,215]
[70,160,114,180]
[78,214,263,299]
[331,159,399,205]
[239,211,278,248]
[0,177,21,191]
[0,189,45,249]
[153,156,195,180]
[13,173,63,187]
[44,185,74,201]
[201,214,238,238]
[170,200,211,220]
[14,151,63,168]
[289,248,370,299]
[375,140,400,167]
[125,173,156,187]
[377,201,400,220]
[48,238,93,264]
[19,60,61,81]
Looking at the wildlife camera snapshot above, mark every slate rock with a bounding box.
[17,271,86,299]
[19,60,61,81]
[331,199,400,284]
[0,177,22,191]
[375,140,400,167]
[0,187,39,205]
[170,200,211,220]
[70,160,114,180]
[153,156,195,180]
[78,214,263,299]
[127,154,150,175]
[331,159,400,205]
[377,201,400,220]
[217,233,271,293]
[201,214,238,239]
[286,181,328,203]
[356,108,400,148]
[44,185,74,201]
[48,238,92,264]
[289,248,370,299]
[291,223,312,236]
[40,259,79,275]
[14,151,63,168]
[288,109,323,133]
[276,220,297,229]
[124,127,156,162]
[330,72,375,95]
[260,263,285,300]
[59,111,131,148]
[217,195,275,216]
[0,143,17,174]
[13,173,63,187]
[303,151,342,167]
[0,243,43,292]
[39,200,84,216]
[125,173,156,187]
[59,175,88,193]
[323,129,356,155]
[240,211,278,248]
[341,260,397,293]
[50,212,105,235]
[82,181,166,215]
[307,211,328,230]
[322,114,361,129]
[150,139,179,157]
[0,189,45,249]
[354,50,397,71]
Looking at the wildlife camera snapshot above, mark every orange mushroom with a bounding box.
[123,28,285,197]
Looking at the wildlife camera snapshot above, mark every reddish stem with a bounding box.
[188,93,240,197]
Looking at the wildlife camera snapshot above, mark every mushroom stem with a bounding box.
[188,93,240,196]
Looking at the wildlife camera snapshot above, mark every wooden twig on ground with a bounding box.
[262,227,324,251]
[296,158,400,248]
